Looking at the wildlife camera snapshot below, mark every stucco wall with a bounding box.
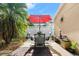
[54,3,79,43]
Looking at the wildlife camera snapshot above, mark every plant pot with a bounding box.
[75,46,79,55]
[60,40,71,49]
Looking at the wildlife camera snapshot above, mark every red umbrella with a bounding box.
[29,15,52,23]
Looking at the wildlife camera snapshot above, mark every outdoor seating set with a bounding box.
[26,31,49,47]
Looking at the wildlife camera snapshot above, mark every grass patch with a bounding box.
[0,38,26,51]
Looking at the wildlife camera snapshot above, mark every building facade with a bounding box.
[54,3,79,44]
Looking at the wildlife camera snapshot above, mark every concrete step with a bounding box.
[48,40,73,56]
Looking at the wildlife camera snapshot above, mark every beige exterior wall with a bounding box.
[54,3,79,43]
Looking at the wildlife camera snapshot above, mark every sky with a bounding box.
[27,3,60,18]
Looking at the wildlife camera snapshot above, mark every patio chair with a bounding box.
[34,31,45,47]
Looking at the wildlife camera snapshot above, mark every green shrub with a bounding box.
[70,41,77,49]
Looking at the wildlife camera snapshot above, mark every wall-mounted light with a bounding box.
[60,17,64,23]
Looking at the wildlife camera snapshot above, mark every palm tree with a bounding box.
[0,3,28,44]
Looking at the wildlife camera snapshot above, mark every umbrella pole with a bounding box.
[39,18,40,32]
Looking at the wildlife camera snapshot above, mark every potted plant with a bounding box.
[60,36,71,49]
[67,41,77,55]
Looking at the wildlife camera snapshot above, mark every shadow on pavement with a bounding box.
[25,46,52,56]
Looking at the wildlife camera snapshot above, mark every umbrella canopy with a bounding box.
[29,15,52,23]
